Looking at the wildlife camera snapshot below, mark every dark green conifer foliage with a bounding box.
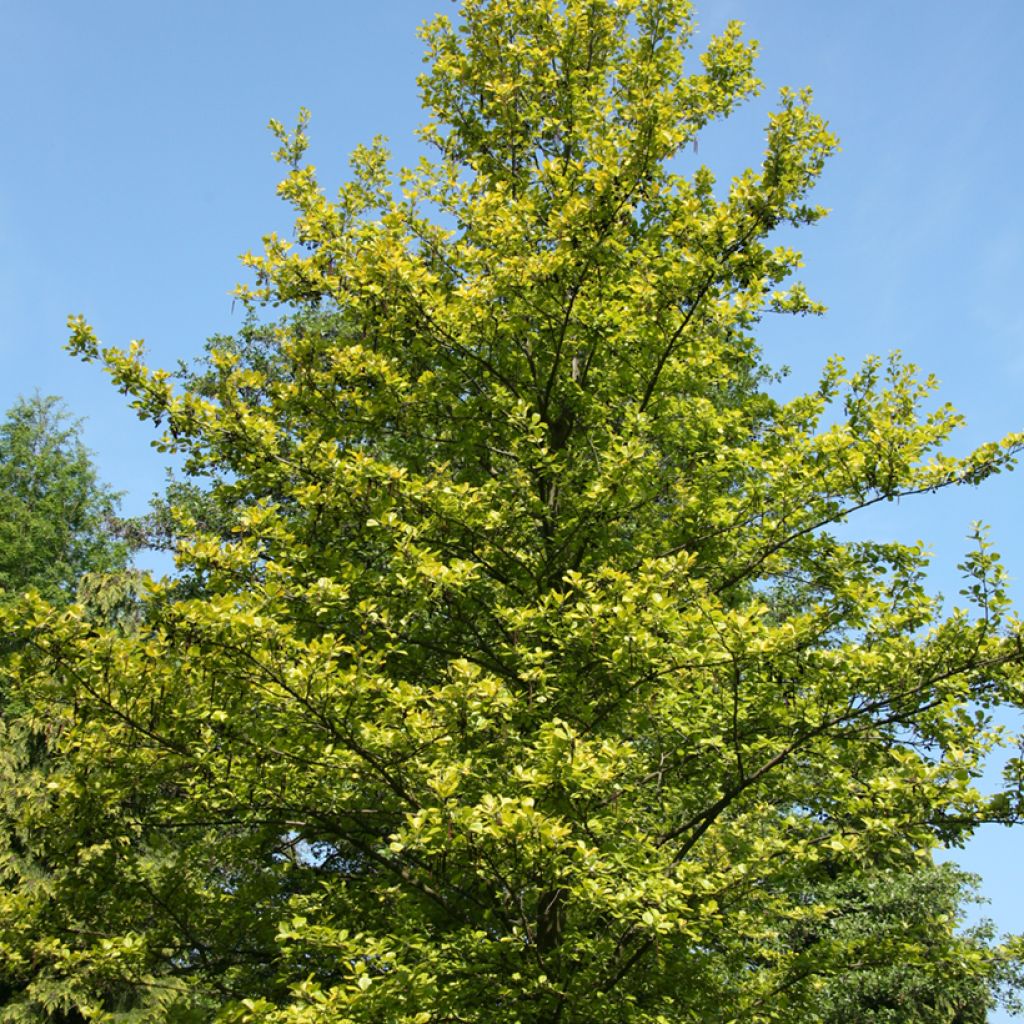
[0,395,125,604]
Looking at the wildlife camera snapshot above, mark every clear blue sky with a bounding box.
[3,1,1023,1012]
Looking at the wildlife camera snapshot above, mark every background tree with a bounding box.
[0,398,140,1020]
[0,395,126,605]
[794,861,1017,1024]
[3,1,1024,1022]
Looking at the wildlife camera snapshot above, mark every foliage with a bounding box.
[0,396,140,1017]
[3,1,1024,1021]
[801,862,1012,1024]
[0,395,126,605]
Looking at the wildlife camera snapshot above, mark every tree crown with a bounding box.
[3,2,1022,1022]
[0,393,126,604]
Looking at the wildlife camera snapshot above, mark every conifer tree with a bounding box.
[0,395,125,605]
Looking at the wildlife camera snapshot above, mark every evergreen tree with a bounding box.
[0,395,125,605]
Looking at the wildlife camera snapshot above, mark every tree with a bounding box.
[3,1,1024,1021]
[793,861,1014,1024]
[0,395,126,605]
[0,396,138,1019]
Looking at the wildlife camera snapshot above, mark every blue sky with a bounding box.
[3,0,1023,1010]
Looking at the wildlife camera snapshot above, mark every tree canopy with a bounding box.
[2,1,1023,1022]
[0,394,126,606]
